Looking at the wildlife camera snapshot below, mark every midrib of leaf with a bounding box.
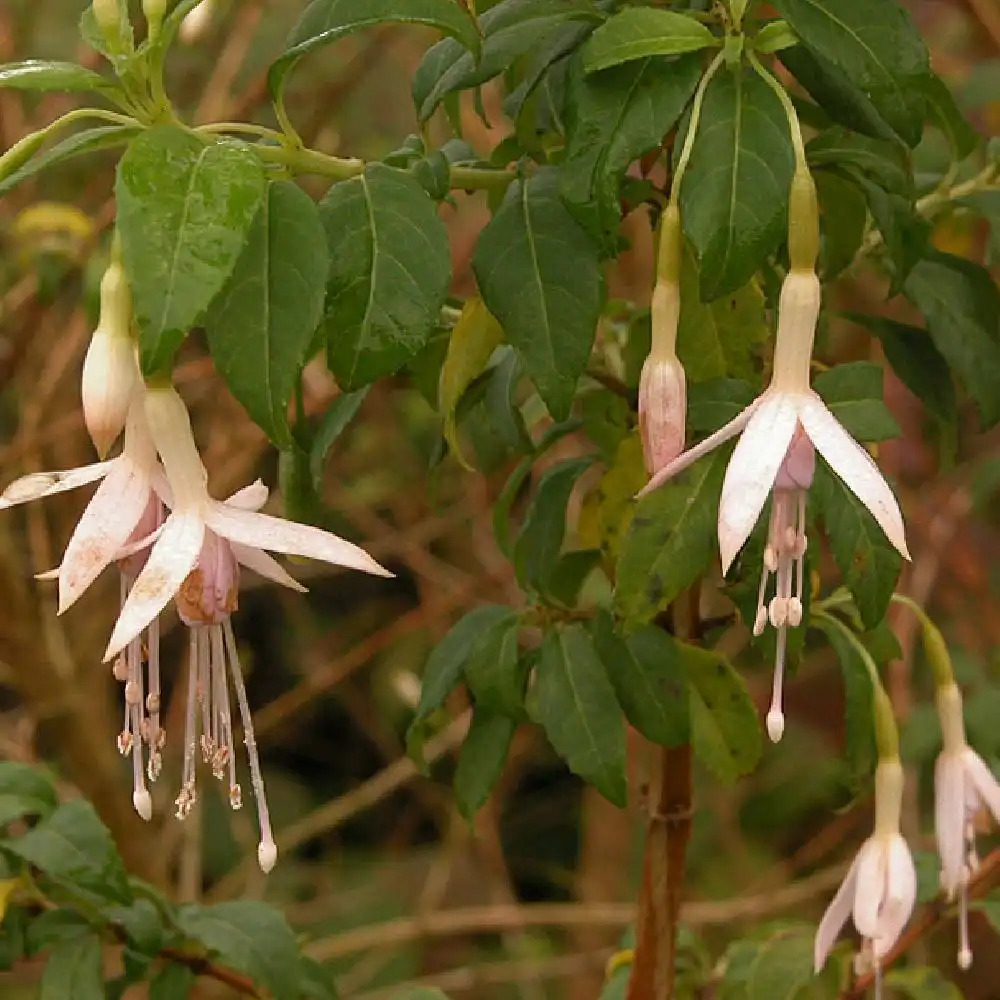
[520,182,556,376]
[597,60,649,184]
[557,630,605,778]
[351,171,379,388]
[723,74,743,278]
[260,194,276,430]
[159,143,210,336]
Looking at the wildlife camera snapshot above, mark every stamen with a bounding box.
[958,882,972,970]
[766,627,788,743]
[223,619,276,873]
[146,614,163,781]
[175,628,200,820]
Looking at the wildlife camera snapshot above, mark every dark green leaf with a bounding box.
[0,126,139,199]
[177,901,300,1000]
[857,177,930,292]
[884,966,963,1000]
[299,956,340,1000]
[38,933,103,1000]
[205,180,328,447]
[514,457,592,593]
[686,378,755,434]
[687,644,761,783]
[271,0,480,100]
[746,930,814,1000]
[0,61,112,93]
[116,127,265,374]
[813,170,867,280]
[919,74,979,160]
[561,53,702,247]
[319,164,451,388]
[615,449,728,625]
[592,615,689,746]
[25,911,93,956]
[957,189,1000,265]
[464,612,524,716]
[0,763,57,828]
[904,251,1000,428]
[454,709,516,819]
[412,0,602,123]
[6,800,132,904]
[582,8,717,72]
[807,128,911,196]
[309,387,370,491]
[813,362,900,442]
[770,0,930,147]
[546,548,602,607]
[848,315,956,424]
[103,898,164,956]
[679,68,795,301]
[474,172,604,420]
[534,625,627,805]
[814,463,902,629]
[149,963,195,1000]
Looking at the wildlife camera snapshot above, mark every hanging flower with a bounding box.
[934,682,1000,969]
[814,759,916,991]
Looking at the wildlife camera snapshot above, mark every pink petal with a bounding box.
[963,749,1000,824]
[797,393,910,559]
[853,837,887,938]
[872,835,916,959]
[637,398,760,497]
[815,848,862,972]
[231,542,307,593]
[205,503,392,578]
[225,480,268,512]
[58,461,153,614]
[718,393,798,573]
[103,513,205,661]
[0,461,114,510]
[935,752,967,897]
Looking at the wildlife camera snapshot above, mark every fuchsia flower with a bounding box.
[640,270,910,741]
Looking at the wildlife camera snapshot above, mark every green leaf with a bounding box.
[919,74,979,160]
[687,644,761,783]
[0,125,139,199]
[813,170,867,280]
[534,625,627,805]
[440,297,504,467]
[746,930,814,1000]
[149,963,195,1000]
[678,68,794,301]
[412,0,602,123]
[205,180,328,446]
[308,387,370,492]
[25,911,93,955]
[753,20,798,55]
[857,176,930,292]
[116,127,266,374]
[38,933,103,1000]
[514,457,592,593]
[299,956,340,1000]
[454,708,516,819]
[582,8,717,72]
[0,763,57,828]
[884,966,963,1000]
[615,449,728,625]
[545,548,602,607]
[686,378,755,434]
[270,0,480,100]
[318,164,451,389]
[813,362,900,442]
[807,128,911,196]
[561,53,702,247]
[5,800,131,904]
[177,901,300,1000]
[770,0,930,147]
[592,615,689,746]
[464,612,524,716]
[676,247,768,380]
[813,462,902,629]
[903,251,1000,428]
[0,61,112,93]
[976,897,1000,935]
[957,190,1000,265]
[473,172,604,420]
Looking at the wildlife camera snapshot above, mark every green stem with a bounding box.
[669,50,726,206]
[197,122,286,141]
[889,594,955,689]
[747,51,807,169]
[48,107,140,130]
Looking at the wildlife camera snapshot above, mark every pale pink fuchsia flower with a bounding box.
[179,0,215,43]
[640,270,909,740]
[81,257,138,458]
[814,759,916,992]
[934,683,1000,969]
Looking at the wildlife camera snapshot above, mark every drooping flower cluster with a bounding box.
[0,256,390,872]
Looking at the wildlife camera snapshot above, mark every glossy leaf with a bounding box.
[0,763,57,828]
[206,180,328,447]
[813,462,902,629]
[454,709,517,819]
[177,902,300,1000]
[473,172,604,420]
[770,0,930,147]
[615,449,729,625]
[813,362,901,443]
[582,8,717,72]
[271,0,480,100]
[678,68,794,301]
[464,611,524,716]
[412,0,602,122]
[904,251,1000,428]
[0,60,112,93]
[116,127,265,374]
[534,625,627,805]
[38,934,103,1000]
[319,164,451,388]
[561,53,702,246]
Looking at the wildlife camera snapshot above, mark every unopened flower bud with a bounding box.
[91,0,129,53]
[176,531,239,625]
[638,353,686,475]
[179,0,215,43]
[82,259,137,456]
[142,0,166,36]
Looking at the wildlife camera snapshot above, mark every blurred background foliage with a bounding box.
[0,1,999,998]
